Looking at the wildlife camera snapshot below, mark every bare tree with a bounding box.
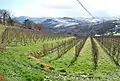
[2,9,8,25]
[0,9,14,25]
[23,19,43,31]
[0,9,2,24]
[7,15,14,26]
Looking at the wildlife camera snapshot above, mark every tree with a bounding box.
[0,9,2,24]
[2,9,8,25]
[90,20,116,35]
[0,9,14,25]
[23,19,32,29]
[23,19,43,31]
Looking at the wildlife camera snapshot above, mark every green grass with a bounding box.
[0,44,44,81]
[0,25,120,81]
[0,35,72,80]
[93,39,120,81]
[39,38,120,81]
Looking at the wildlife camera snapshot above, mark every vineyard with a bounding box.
[0,25,120,81]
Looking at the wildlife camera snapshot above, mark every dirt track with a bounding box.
[0,74,6,81]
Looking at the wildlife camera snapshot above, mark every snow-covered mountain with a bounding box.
[15,16,115,35]
[15,16,92,28]
[42,17,81,28]
[15,16,47,23]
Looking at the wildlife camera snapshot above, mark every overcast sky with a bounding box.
[0,0,120,17]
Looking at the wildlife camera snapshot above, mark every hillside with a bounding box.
[15,16,118,35]
[0,19,119,81]
[0,34,120,81]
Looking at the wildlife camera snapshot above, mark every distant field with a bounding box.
[114,33,120,36]
[0,25,120,81]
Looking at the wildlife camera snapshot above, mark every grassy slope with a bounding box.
[39,38,120,81]
[0,25,71,80]
[0,25,119,81]
[0,37,72,81]
[94,39,120,81]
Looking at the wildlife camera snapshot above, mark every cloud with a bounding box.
[82,0,120,17]
[45,5,73,10]
[13,0,120,17]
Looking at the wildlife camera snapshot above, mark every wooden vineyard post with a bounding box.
[91,37,99,70]
[51,43,53,53]
[117,41,120,66]
[57,42,60,57]
[115,40,120,66]
[101,35,103,45]
[117,41,120,59]
[0,28,7,50]
[63,41,65,53]
[42,44,46,55]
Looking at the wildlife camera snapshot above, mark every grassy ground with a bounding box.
[0,25,120,81]
[93,39,120,81]
[41,38,120,81]
[0,37,71,81]
[0,37,120,81]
